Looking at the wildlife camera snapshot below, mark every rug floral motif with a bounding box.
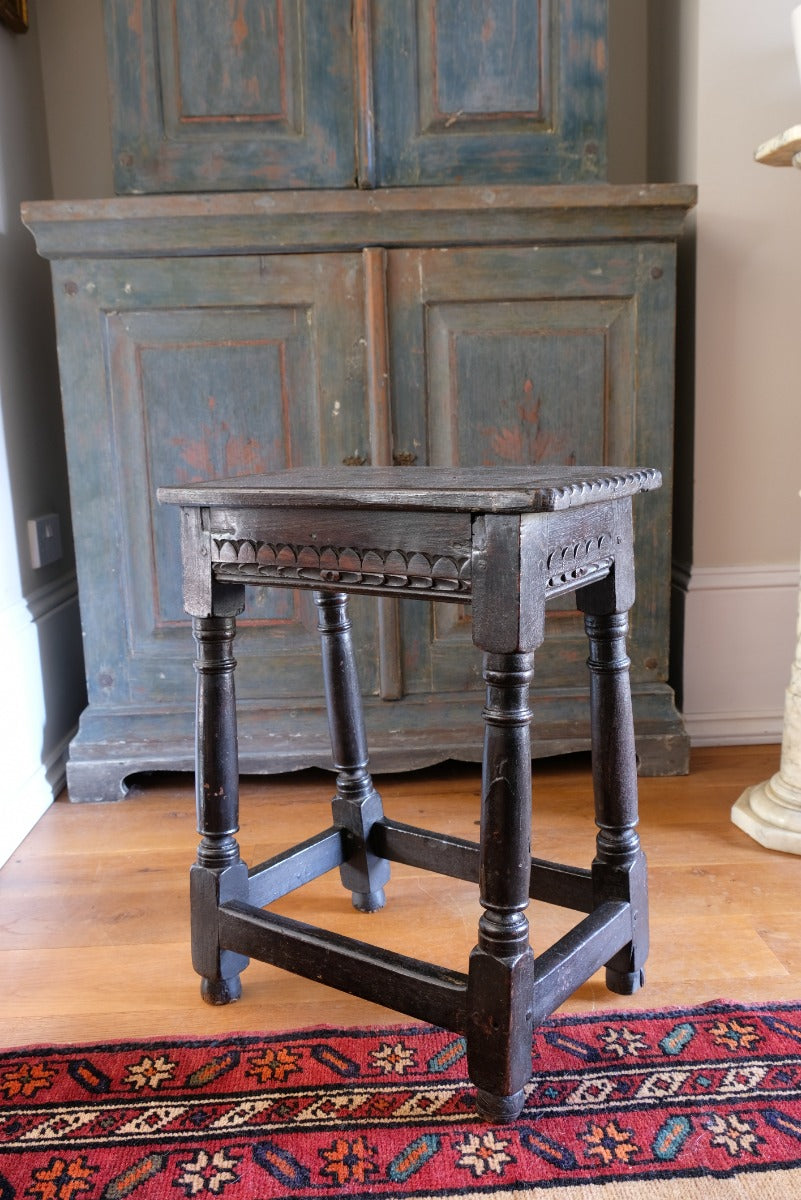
[2,1000,801,1197]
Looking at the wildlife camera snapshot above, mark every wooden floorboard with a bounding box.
[0,744,791,1047]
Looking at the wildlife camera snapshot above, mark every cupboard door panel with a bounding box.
[387,243,672,696]
[105,0,356,192]
[372,0,606,185]
[167,2,295,126]
[53,253,376,706]
[431,0,547,118]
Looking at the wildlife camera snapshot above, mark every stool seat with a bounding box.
[161,463,660,511]
[158,464,659,1122]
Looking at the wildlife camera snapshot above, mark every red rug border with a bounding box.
[4,998,801,1196]
[1,995,792,1057]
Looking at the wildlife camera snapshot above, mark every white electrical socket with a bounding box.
[28,513,63,569]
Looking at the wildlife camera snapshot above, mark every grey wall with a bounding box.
[0,5,85,863]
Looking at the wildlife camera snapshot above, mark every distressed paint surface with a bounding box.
[47,251,377,711]
[172,0,288,122]
[387,243,663,699]
[373,0,606,185]
[429,0,545,121]
[141,334,297,625]
[22,186,697,259]
[24,186,694,795]
[104,0,606,191]
[105,0,355,192]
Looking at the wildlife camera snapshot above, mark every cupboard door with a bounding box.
[105,0,356,192]
[371,0,607,185]
[51,252,375,708]
[387,242,675,696]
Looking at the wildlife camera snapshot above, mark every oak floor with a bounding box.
[1,744,796,1049]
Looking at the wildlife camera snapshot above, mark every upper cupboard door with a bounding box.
[105,0,356,193]
[371,0,607,185]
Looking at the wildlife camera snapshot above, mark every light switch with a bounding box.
[28,513,62,569]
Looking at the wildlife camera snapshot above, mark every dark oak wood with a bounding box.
[372,818,596,911]
[162,464,660,512]
[247,828,346,908]
[190,609,249,1006]
[218,902,469,1033]
[314,590,390,913]
[162,464,655,1122]
[531,900,633,1024]
[467,650,537,1120]
[0,745,789,1050]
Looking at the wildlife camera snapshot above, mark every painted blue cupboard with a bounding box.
[23,3,696,799]
[23,187,695,799]
[105,0,608,193]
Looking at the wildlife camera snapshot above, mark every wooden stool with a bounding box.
[158,465,660,1121]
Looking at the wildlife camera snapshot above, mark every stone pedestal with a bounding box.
[737,123,801,853]
[732,562,801,852]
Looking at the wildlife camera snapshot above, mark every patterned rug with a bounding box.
[3,1000,801,1198]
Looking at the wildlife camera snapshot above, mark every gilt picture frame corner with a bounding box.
[0,0,29,34]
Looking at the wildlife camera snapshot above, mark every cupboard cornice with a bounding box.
[23,185,697,261]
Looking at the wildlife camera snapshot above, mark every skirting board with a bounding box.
[0,575,83,867]
[0,731,72,870]
[678,562,799,746]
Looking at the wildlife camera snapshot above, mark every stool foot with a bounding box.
[351,887,386,913]
[476,1086,527,1123]
[606,966,645,996]
[200,975,242,1006]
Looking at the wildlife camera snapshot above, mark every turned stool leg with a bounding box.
[314,590,390,913]
[190,612,249,1005]
[582,606,648,994]
[467,651,536,1123]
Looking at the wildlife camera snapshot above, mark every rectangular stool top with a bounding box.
[158,465,660,514]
